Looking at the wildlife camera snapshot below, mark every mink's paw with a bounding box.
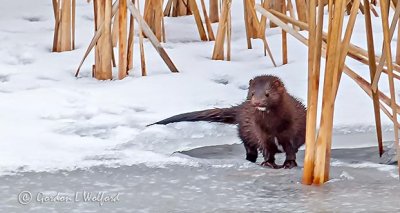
[261,161,282,169]
[283,160,297,169]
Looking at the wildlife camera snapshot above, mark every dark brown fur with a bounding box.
[238,75,306,168]
[148,75,306,169]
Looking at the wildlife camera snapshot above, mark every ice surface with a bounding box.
[0,146,399,212]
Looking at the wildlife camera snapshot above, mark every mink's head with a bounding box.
[247,75,286,112]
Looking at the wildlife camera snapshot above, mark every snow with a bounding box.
[0,0,398,175]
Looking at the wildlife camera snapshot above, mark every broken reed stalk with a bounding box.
[312,0,359,183]
[302,0,324,185]
[313,0,347,185]
[72,0,76,49]
[259,0,277,67]
[93,0,99,77]
[243,0,252,49]
[295,0,307,23]
[227,5,231,61]
[397,18,400,64]
[272,17,400,120]
[76,0,178,78]
[363,0,384,157]
[178,0,190,16]
[127,1,135,71]
[188,0,208,41]
[263,37,277,67]
[212,0,231,60]
[112,11,119,47]
[287,0,299,30]
[119,0,128,79]
[209,0,219,23]
[52,0,61,52]
[243,0,267,49]
[95,0,113,80]
[370,3,379,17]
[379,0,400,176]
[164,0,208,41]
[334,0,360,95]
[162,10,166,43]
[397,7,400,167]
[181,0,192,16]
[144,0,164,42]
[163,0,173,16]
[52,0,75,52]
[93,0,110,80]
[343,66,400,127]
[200,0,215,40]
[266,8,400,79]
[256,3,400,115]
[393,1,400,64]
[52,0,58,17]
[127,0,179,73]
[136,0,147,76]
[270,0,282,28]
[302,0,317,185]
[61,0,72,51]
[256,2,400,182]
[76,0,119,77]
[164,0,191,17]
[282,0,288,64]
[241,0,277,65]
[154,0,164,42]
[259,0,269,38]
[357,0,366,14]
[371,1,400,92]
[255,5,308,44]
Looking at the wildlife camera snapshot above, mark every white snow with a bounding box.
[0,0,398,174]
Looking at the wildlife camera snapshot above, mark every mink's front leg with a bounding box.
[278,136,298,169]
[260,138,282,169]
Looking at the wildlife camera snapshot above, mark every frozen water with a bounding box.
[0,0,398,176]
[1,145,399,212]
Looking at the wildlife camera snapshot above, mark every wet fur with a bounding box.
[238,76,306,168]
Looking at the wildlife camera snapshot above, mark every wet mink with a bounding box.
[148,75,306,169]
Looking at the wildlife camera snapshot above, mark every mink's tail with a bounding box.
[147,106,241,127]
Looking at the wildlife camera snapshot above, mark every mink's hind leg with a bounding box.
[260,138,281,169]
[239,127,259,163]
[278,136,298,169]
[244,143,258,163]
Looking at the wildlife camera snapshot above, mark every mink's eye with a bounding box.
[251,91,255,96]
[265,90,270,97]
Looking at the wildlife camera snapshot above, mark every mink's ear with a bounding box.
[249,79,253,86]
[273,79,282,88]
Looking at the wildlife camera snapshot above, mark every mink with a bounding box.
[148,75,306,169]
